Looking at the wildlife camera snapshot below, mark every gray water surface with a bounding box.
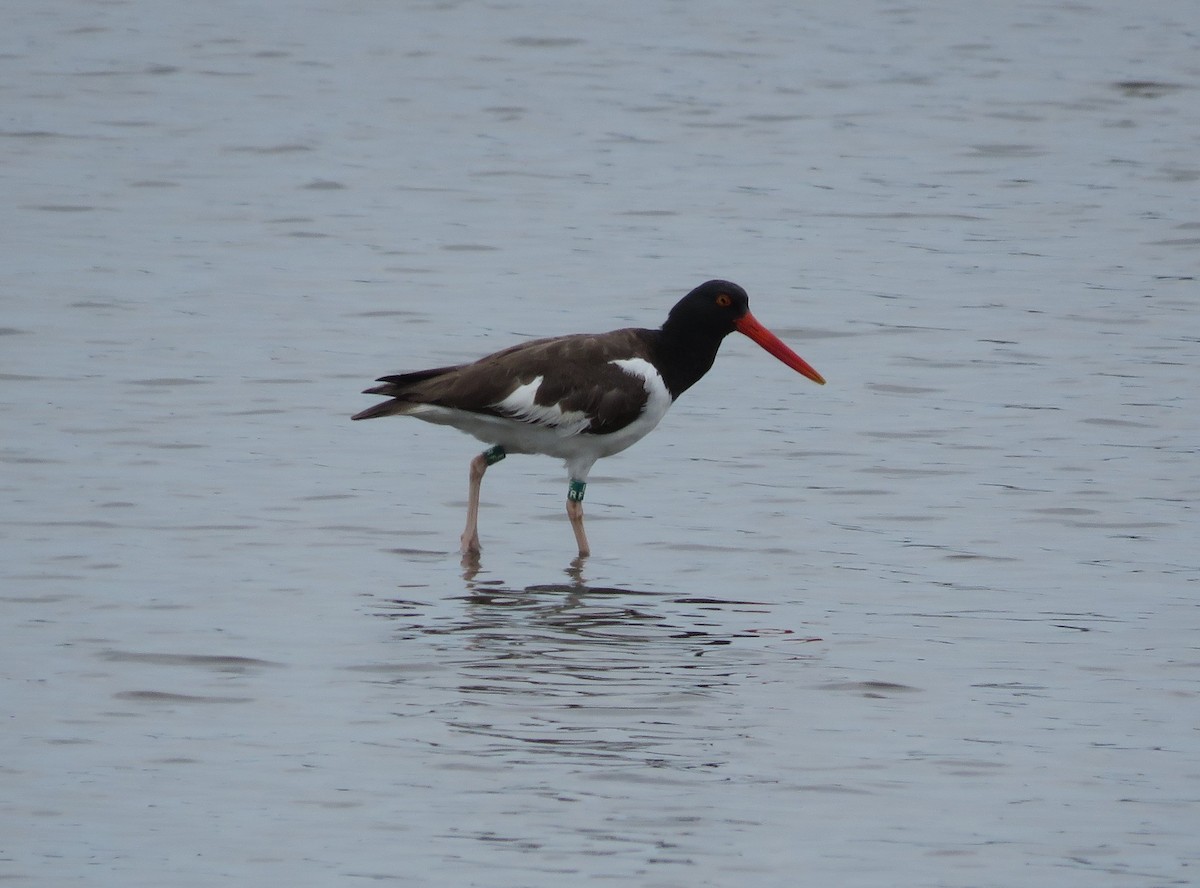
[3,1,1198,885]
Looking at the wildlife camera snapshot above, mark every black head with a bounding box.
[663,280,750,338]
[659,278,826,392]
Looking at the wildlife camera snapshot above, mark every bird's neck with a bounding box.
[651,323,727,400]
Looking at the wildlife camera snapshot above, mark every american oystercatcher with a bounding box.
[352,280,825,557]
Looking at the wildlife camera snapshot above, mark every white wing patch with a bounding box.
[610,358,671,418]
[492,376,593,437]
[598,357,673,452]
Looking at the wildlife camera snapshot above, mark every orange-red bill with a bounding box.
[734,312,826,385]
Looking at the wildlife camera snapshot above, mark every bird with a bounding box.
[352,279,825,558]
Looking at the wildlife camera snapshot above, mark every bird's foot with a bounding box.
[460,532,481,556]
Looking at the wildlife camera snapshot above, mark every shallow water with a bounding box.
[3,1,1199,885]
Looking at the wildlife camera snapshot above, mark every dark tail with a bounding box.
[351,400,415,421]
[351,365,462,421]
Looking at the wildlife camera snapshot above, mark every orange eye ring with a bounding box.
[715,293,732,307]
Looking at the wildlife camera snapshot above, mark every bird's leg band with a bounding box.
[568,479,587,502]
[483,445,507,465]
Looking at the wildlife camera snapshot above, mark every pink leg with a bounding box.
[566,498,590,558]
[460,452,488,555]
[566,479,590,557]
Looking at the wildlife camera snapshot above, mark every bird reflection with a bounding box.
[379,546,813,663]
[370,557,820,770]
[564,554,588,586]
[459,549,483,581]
[462,551,590,586]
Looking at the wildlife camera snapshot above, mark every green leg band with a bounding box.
[567,479,586,502]
[483,445,507,465]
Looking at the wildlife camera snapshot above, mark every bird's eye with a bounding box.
[715,294,732,307]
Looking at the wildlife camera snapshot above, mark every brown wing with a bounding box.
[355,328,660,435]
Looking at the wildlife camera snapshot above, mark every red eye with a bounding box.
[715,294,732,307]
